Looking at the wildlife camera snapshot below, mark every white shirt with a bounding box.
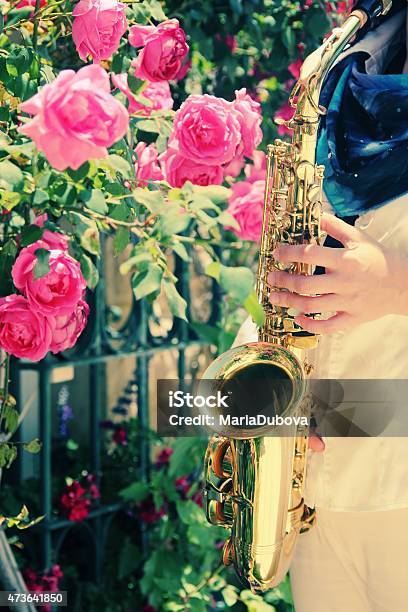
[233,11,408,512]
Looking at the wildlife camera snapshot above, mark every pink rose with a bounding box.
[50,299,89,354]
[231,89,262,158]
[274,100,294,136]
[288,58,302,80]
[34,214,69,251]
[72,0,128,63]
[244,150,266,183]
[18,65,128,171]
[12,241,87,316]
[16,0,46,11]
[225,179,265,242]
[134,143,163,185]
[221,153,244,178]
[0,295,53,361]
[159,147,223,188]
[129,19,189,82]
[172,94,241,166]
[112,74,173,115]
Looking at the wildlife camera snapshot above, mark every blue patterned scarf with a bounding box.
[316,19,408,217]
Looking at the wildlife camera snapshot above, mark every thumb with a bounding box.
[321,213,361,247]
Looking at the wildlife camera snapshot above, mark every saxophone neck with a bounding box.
[284,0,392,129]
[288,13,362,127]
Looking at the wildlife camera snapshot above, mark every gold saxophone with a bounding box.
[202,0,392,593]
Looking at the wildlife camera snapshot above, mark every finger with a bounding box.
[308,435,325,452]
[294,312,354,335]
[273,243,344,269]
[270,290,341,314]
[321,213,360,247]
[268,270,339,295]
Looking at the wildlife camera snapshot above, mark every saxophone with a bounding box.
[202,0,392,593]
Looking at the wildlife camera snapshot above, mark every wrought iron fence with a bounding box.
[10,245,221,579]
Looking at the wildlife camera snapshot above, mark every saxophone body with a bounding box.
[202,0,392,593]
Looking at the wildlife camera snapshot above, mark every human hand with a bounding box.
[267,213,408,335]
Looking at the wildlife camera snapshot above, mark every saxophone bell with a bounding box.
[200,342,306,439]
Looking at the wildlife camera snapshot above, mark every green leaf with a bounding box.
[81,227,100,256]
[109,202,131,221]
[176,500,204,526]
[113,226,130,255]
[205,261,221,281]
[0,160,24,190]
[4,407,18,435]
[67,162,90,182]
[305,7,331,38]
[132,264,163,299]
[219,265,254,302]
[20,224,43,247]
[172,241,190,262]
[136,119,161,133]
[217,211,240,230]
[117,538,140,580]
[265,575,293,604]
[0,191,21,211]
[240,590,276,611]
[168,438,206,478]
[218,329,236,353]
[84,189,108,214]
[80,253,99,289]
[163,279,187,321]
[40,64,56,83]
[160,207,191,238]
[190,322,219,346]
[32,189,49,206]
[222,586,239,607]
[127,75,145,94]
[22,438,42,454]
[66,439,79,451]
[33,248,50,279]
[192,185,231,205]
[0,240,17,296]
[243,291,265,327]
[146,0,167,20]
[133,188,165,213]
[5,445,17,469]
[119,481,150,502]
[0,444,13,469]
[119,251,153,275]
[190,195,220,213]
[282,25,295,55]
[100,154,132,179]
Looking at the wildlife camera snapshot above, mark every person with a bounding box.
[233,3,408,611]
